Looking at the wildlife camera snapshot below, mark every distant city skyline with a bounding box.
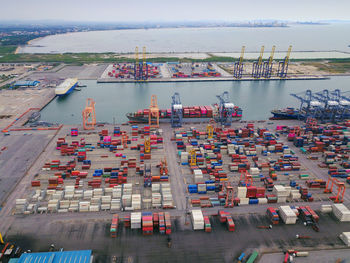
[1,0,350,22]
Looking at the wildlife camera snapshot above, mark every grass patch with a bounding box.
[302,61,350,73]
[0,45,17,55]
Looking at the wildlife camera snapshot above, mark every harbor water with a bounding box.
[19,24,350,54]
[40,76,350,124]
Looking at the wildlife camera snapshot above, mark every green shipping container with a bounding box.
[246,251,258,263]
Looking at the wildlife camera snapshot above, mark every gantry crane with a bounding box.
[331,89,350,121]
[324,176,346,203]
[224,183,235,208]
[262,45,275,78]
[142,46,148,81]
[313,89,340,123]
[234,46,245,79]
[171,92,183,128]
[239,170,253,186]
[160,158,168,175]
[252,46,264,78]
[290,90,323,121]
[277,45,292,78]
[216,91,235,126]
[122,132,128,149]
[190,149,196,166]
[82,98,96,130]
[144,163,152,187]
[144,136,151,153]
[149,95,159,128]
[206,119,215,139]
[134,46,140,80]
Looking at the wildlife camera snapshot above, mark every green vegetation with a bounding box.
[0,45,17,55]
[0,45,350,75]
[302,59,350,73]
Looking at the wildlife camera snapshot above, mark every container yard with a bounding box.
[2,112,350,262]
[0,53,350,263]
[167,62,222,78]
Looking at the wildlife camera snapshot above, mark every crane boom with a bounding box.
[268,45,276,64]
[258,46,265,65]
[239,46,245,64]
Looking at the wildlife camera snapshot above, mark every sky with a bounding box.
[1,0,350,22]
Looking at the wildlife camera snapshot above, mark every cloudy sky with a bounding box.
[1,0,350,22]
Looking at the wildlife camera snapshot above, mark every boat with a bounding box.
[270,108,304,120]
[127,105,243,123]
[55,78,78,96]
[28,111,41,123]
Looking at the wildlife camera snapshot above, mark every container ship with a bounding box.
[55,78,78,96]
[127,105,243,123]
[270,108,303,120]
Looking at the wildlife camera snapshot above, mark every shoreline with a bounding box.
[97,75,330,83]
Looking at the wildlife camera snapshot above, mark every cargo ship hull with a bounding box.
[55,78,78,96]
[127,104,243,124]
[127,114,242,123]
[270,108,304,120]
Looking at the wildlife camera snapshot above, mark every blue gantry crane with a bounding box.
[134,46,148,81]
[313,89,340,123]
[252,46,264,78]
[216,91,235,126]
[234,46,245,79]
[290,90,323,120]
[277,45,292,78]
[262,46,276,78]
[171,92,183,127]
[331,89,350,121]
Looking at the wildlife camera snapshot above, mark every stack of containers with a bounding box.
[101,195,112,210]
[289,189,301,200]
[132,194,142,210]
[59,200,70,210]
[69,200,79,212]
[90,200,100,212]
[79,201,90,212]
[15,199,28,214]
[237,187,248,205]
[131,212,142,229]
[161,183,173,207]
[74,190,83,199]
[64,186,75,200]
[273,185,288,203]
[321,204,332,213]
[48,200,59,212]
[110,214,119,238]
[332,204,350,221]
[52,191,63,201]
[123,184,132,208]
[339,232,350,246]
[111,199,121,211]
[165,212,172,234]
[112,185,122,198]
[142,212,153,235]
[279,206,297,224]
[180,152,189,165]
[191,209,204,230]
[152,193,162,208]
[197,184,207,194]
[84,190,93,200]
[194,169,204,183]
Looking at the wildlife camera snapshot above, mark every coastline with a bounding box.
[15,36,45,54]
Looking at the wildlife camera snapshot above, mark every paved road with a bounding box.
[0,128,60,235]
